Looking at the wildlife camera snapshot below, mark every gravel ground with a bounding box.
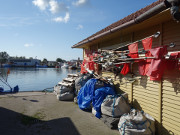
[0,92,119,135]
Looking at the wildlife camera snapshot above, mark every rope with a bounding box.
[119,120,133,135]
[118,120,127,135]
[112,96,116,117]
[59,86,61,98]
[147,118,153,135]
[80,75,84,87]
[43,87,54,92]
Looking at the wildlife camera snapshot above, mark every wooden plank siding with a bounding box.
[163,20,180,52]
[132,69,160,131]
[133,24,161,48]
[84,18,180,134]
[161,69,180,135]
[160,20,180,135]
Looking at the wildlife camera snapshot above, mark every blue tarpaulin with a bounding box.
[77,79,115,118]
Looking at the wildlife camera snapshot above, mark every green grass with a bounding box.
[20,111,46,126]
[33,112,46,119]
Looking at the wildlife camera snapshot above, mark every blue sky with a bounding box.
[0,0,157,61]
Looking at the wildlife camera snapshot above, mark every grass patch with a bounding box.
[20,111,46,126]
[33,112,46,120]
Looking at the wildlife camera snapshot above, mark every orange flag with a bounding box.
[7,69,10,74]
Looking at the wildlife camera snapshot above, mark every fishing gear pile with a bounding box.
[80,32,180,81]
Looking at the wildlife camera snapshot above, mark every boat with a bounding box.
[0,69,19,93]
[62,63,69,69]
[68,65,77,70]
[36,65,48,68]
[55,65,61,68]
[1,64,11,68]
[0,85,19,93]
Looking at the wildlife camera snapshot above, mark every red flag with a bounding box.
[128,43,139,58]
[80,60,88,74]
[142,37,153,59]
[121,63,130,75]
[88,61,95,71]
[142,37,153,50]
[149,46,167,59]
[169,52,180,71]
[141,37,153,74]
[170,52,180,59]
[146,46,168,80]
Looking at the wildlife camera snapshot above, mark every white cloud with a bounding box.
[73,0,89,7]
[76,24,83,30]
[53,12,70,23]
[24,43,34,47]
[32,0,70,23]
[32,0,49,11]
[49,0,68,14]
[0,17,39,27]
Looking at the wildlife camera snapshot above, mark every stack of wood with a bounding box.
[54,74,79,101]
[67,74,79,79]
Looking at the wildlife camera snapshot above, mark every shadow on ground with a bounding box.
[29,99,39,102]
[0,107,80,135]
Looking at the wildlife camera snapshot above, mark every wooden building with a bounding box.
[72,0,180,134]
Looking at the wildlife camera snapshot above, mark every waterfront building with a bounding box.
[47,61,57,67]
[9,58,41,67]
[72,0,180,134]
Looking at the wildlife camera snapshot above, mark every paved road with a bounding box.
[0,92,119,135]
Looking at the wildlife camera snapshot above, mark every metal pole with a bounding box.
[113,31,160,51]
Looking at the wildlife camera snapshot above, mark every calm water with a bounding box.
[0,68,79,92]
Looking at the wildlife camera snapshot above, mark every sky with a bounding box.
[0,0,158,61]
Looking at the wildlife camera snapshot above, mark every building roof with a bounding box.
[72,0,164,48]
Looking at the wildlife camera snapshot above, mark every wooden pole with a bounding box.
[158,23,163,134]
[130,32,134,105]
[158,79,163,134]
[130,63,133,105]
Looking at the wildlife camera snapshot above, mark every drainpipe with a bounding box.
[169,0,180,21]
[134,2,166,23]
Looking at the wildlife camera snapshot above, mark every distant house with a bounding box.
[69,58,82,67]
[72,0,180,134]
[9,58,40,67]
[47,61,57,67]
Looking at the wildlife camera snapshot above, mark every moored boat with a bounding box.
[62,63,69,69]
[36,65,48,68]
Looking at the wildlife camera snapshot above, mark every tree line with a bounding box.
[0,51,66,64]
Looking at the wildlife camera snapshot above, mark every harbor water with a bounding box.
[0,68,79,92]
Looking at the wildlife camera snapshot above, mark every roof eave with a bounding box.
[71,0,177,49]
